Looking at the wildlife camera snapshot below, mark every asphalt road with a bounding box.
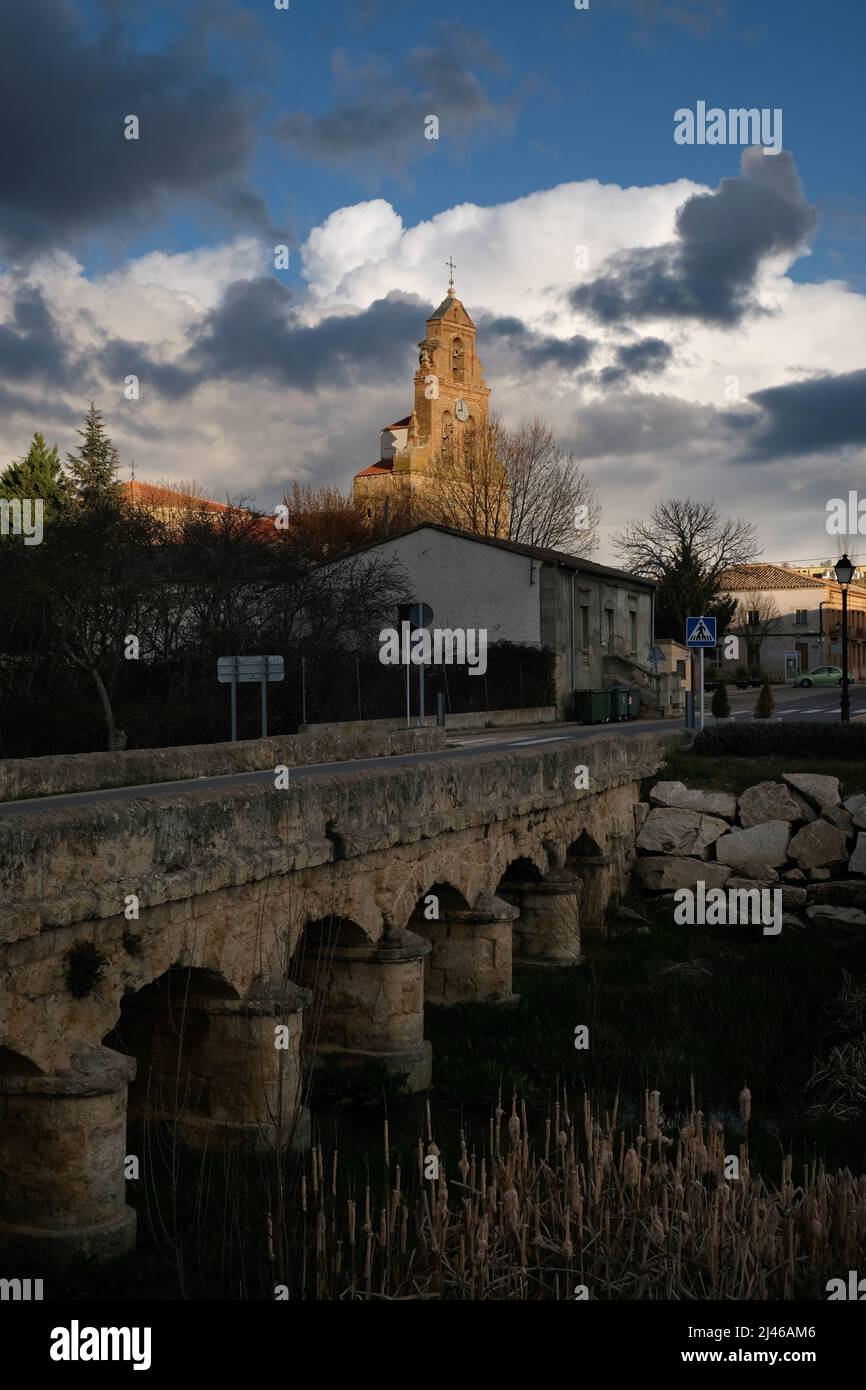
[0,683,859,820]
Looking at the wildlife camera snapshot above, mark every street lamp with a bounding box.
[835,553,855,722]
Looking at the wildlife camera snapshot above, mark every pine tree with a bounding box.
[711,679,731,720]
[0,432,72,521]
[754,676,775,719]
[65,403,120,503]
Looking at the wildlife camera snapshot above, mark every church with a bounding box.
[352,269,495,528]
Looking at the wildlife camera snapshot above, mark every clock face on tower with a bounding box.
[454,398,469,422]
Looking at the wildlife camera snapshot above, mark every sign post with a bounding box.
[685,617,717,733]
[217,656,285,741]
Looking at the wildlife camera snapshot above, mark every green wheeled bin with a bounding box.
[573,689,611,724]
[609,688,629,722]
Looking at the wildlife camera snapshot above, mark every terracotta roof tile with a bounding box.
[719,563,826,590]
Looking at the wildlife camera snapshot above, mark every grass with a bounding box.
[652,745,866,799]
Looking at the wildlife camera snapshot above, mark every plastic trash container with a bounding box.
[573,689,611,724]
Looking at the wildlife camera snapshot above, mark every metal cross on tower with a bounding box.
[446,257,456,291]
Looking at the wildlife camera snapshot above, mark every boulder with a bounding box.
[843,793,866,814]
[809,868,832,881]
[853,808,866,832]
[637,807,729,858]
[782,868,806,883]
[738,781,809,828]
[824,806,854,833]
[634,802,650,835]
[782,773,841,812]
[849,833,866,876]
[735,864,779,882]
[726,877,779,891]
[807,880,866,909]
[788,820,849,871]
[782,913,808,931]
[781,885,807,911]
[787,790,818,824]
[714,821,791,870]
[648,781,738,820]
[635,857,731,892]
[806,904,866,934]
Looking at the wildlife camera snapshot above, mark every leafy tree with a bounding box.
[65,403,120,504]
[754,676,775,720]
[613,498,760,642]
[0,432,72,521]
[711,679,731,720]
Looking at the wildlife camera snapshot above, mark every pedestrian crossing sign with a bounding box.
[686,615,717,648]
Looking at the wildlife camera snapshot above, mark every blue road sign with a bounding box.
[686,616,717,648]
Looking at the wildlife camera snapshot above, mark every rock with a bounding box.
[807,880,866,909]
[824,806,854,832]
[781,886,808,911]
[637,807,729,858]
[853,808,866,832]
[844,793,866,814]
[806,904,866,934]
[809,868,832,881]
[787,790,818,823]
[782,773,841,812]
[788,820,849,871]
[726,877,779,891]
[635,857,731,892]
[849,833,866,876]
[782,868,806,883]
[609,905,651,939]
[648,781,737,820]
[714,821,791,870]
[736,864,779,882]
[738,781,810,828]
[634,802,650,835]
[782,913,808,931]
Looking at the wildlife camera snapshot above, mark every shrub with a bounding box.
[754,676,775,719]
[692,721,866,758]
[711,679,731,720]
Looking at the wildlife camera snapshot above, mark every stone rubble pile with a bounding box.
[633,774,866,932]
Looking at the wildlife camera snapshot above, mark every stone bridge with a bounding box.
[0,731,676,1270]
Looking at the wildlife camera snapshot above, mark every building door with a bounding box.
[795,642,809,674]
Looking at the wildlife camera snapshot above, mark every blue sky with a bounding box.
[76,0,865,289]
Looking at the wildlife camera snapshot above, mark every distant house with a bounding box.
[345,523,656,718]
[717,562,866,681]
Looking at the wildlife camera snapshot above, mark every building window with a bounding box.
[580,605,590,650]
[629,610,637,654]
[451,337,464,383]
[676,660,686,679]
[794,609,808,625]
[605,609,614,647]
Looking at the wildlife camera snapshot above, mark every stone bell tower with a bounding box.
[353,265,491,525]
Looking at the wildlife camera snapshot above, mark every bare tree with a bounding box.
[426,415,600,551]
[613,498,760,640]
[731,592,780,671]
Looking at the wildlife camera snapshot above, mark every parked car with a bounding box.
[796,666,856,687]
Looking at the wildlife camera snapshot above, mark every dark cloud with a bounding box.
[730,369,866,460]
[571,150,817,328]
[598,336,673,385]
[0,0,275,258]
[480,315,595,369]
[274,23,515,179]
[576,391,721,460]
[0,289,76,384]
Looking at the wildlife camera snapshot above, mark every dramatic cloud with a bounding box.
[0,289,76,384]
[598,336,673,385]
[274,23,516,180]
[572,150,818,327]
[479,315,595,371]
[0,0,273,258]
[734,369,866,460]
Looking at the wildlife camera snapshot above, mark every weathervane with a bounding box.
[446,257,456,293]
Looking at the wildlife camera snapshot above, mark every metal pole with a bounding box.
[842,586,851,722]
[301,656,306,729]
[261,658,268,739]
[699,649,705,732]
[230,660,238,743]
[355,655,362,721]
[419,647,425,727]
[403,621,411,727]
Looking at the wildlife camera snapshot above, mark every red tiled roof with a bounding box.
[719,563,825,591]
[355,459,395,478]
[121,480,230,513]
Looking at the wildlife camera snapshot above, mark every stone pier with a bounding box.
[413,892,519,1005]
[500,867,583,966]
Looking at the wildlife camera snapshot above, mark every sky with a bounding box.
[1,0,865,565]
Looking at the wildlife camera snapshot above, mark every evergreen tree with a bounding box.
[0,432,72,522]
[754,676,775,720]
[711,679,731,720]
[65,403,120,503]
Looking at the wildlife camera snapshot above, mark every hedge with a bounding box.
[691,721,866,758]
